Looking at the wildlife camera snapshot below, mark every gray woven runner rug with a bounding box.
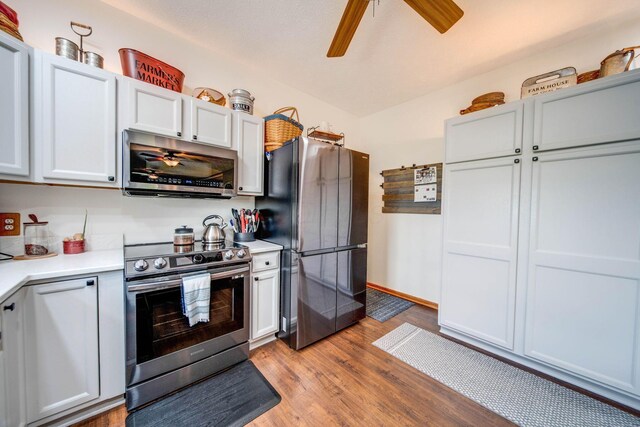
[366,288,414,322]
[373,323,640,427]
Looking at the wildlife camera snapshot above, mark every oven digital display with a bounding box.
[173,256,193,266]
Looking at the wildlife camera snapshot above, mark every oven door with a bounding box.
[125,264,249,386]
[123,129,238,197]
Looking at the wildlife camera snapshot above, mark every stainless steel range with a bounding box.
[124,241,251,410]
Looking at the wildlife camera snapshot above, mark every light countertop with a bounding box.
[0,248,123,302]
[240,240,283,254]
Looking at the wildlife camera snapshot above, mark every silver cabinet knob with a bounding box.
[154,257,167,269]
[236,249,246,258]
[134,259,149,272]
[224,250,234,260]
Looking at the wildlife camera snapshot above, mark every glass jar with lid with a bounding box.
[174,226,194,246]
[24,214,51,256]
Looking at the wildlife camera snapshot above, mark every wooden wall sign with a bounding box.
[380,163,442,214]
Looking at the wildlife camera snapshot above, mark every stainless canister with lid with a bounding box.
[173,226,195,246]
[228,89,255,115]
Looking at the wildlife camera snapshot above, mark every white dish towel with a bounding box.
[181,272,211,327]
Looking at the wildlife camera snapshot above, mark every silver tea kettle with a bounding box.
[202,215,227,244]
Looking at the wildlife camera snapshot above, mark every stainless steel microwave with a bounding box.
[122,130,238,198]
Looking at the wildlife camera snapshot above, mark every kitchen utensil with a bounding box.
[83,51,104,68]
[63,239,85,254]
[55,37,80,60]
[233,231,255,242]
[600,46,640,77]
[119,48,185,92]
[174,226,195,246]
[228,89,255,115]
[23,214,52,256]
[202,215,227,244]
[460,92,505,115]
[193,87,226,106]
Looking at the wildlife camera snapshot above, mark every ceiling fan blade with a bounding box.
[403,0,463,34]
[327,0,370,58]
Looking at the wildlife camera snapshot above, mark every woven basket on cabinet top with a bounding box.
[264,107,303,152]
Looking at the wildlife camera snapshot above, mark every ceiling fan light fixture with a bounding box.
[162,156,181,167]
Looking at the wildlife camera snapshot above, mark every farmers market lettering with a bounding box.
[135,60,180,91]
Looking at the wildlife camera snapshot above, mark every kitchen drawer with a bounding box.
[445,102,523,163]
[252,252,279,273]
[533,70,640,151]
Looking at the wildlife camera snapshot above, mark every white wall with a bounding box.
[0,0,360,254]
[356,17,640,303]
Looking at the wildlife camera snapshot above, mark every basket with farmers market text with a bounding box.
[264,107,303,152]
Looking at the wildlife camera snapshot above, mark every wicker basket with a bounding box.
[264,107,303,152]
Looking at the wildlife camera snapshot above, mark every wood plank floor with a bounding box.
[76,305,639,426]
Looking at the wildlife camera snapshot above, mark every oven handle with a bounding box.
[127,265,250,293]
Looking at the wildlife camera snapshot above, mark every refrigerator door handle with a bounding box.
[356,243,367,249]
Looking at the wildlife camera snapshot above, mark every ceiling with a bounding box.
[102,0,640,116]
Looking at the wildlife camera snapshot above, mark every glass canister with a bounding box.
[24,214,51,256]
[173,226,195,246]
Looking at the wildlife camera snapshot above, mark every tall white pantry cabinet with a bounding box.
[440,69,640,410]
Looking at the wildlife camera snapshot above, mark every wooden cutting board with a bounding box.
[13,252,58,261]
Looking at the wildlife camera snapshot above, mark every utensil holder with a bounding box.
[63,239,85,254]
[233,232,255,242]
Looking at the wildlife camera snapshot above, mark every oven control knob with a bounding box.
[224,250,234,260]
[133,259,149,272]
[193,254,205,264]
[236,249,246,259]
[154,257,167,269]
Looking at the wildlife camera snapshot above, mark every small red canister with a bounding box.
[119,48,185,93]
[63,239,85,254]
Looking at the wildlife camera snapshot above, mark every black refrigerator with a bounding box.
[256,137,369,350]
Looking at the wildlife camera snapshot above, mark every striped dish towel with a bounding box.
[181,272,211,327]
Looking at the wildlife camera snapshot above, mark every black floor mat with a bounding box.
[126,361,281,427]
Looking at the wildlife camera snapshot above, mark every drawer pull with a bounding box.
[3,303,15,311]
[86,279,95,286]
[265,261,270,266]
[254,277,259,281]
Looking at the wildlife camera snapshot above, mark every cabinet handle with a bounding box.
[239,187,243,191]
[254,277,259,281]
[533,157,539,161]
[177,131,182,137]
[515,148,521,153]
[86,279,95,286]
[265,261,270,266]
[3,303,15,311]
[533,145,539,151]
[193,135,198,140]
[108,176,115,182]
[514,159,520,164]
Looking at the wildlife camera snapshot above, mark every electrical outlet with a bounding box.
[0,213,21,237]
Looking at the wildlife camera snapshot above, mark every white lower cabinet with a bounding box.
[250,250,280,348]
[524,141,640,393]
[1,290,26,427]
[440,157,521,350]
[24,277,100,423]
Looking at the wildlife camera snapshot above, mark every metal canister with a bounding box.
[83,51,104,68]
[228,89,255,115]
[55,37,80,61]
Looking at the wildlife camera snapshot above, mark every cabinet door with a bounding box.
[233,112,264,195]
[190,99,232,147]
[440,157,521,350]
[0,33,29,177]
[125,78,182,138]
[532,71,640,152]
[24,278,99,423]
[36,53,117,186]
[2,291,26,427]
[445,102,523,163]
[251,268,280,341]
[524,142,640,393]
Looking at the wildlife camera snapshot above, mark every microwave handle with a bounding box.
[127,265,250,292]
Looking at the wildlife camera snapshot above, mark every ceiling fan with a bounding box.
[327,0,464,57]
[137,151,185,167]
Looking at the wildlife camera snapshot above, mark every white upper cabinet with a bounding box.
[445,102,524,163]
[24,278,100,423]
[533,70,640,152]
[232,112,264,195]
[123,77,183,138]
[440,157,521,350]
[189,98,232,147]
[524,141,640,393]
[34,52,117,186]
[0,33,29,177]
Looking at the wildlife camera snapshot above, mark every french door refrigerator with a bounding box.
[256,137,369,350]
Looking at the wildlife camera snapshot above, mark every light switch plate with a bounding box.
[0,213,21,236]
